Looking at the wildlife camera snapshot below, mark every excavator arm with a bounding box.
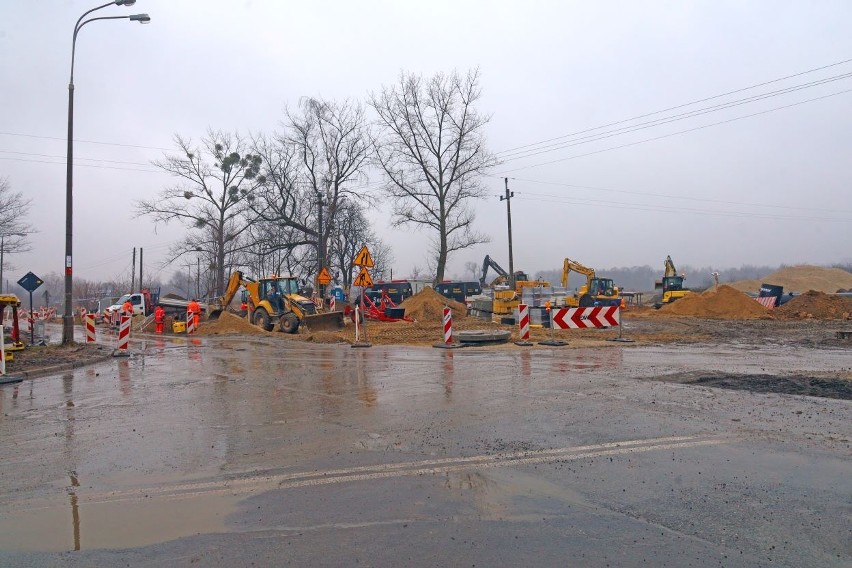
[663,255,677,278]
[209,270,255,319]
[562,258,595,289]
[480,255,509,286]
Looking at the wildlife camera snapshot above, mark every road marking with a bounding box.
[0,435,726,511]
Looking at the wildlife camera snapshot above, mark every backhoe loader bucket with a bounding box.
[207,307,223,320]
[302,310,345,332]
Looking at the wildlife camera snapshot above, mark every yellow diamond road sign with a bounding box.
[353,246,374,268]
[353,266,373,287]
[317,267,332,285]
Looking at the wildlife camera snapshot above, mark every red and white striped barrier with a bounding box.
[117,316,131,350]
[552,307,620,329]
[754,296,777,309]
[329,297,336,311]
[442,307,453,345]
[517,303,530,341]
[84,314,96,343]
[186,311,196,334]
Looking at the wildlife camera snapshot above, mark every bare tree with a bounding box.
[370,68,496,282]
[0,177,34,285]
[250,98,372,290]
[327,199,392,289]
[137,131,263,296]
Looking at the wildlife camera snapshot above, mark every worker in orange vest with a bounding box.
[154,304,166,334]
[121,299,134,320]
[187,298,201,332]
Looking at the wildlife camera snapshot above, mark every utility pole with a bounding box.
[196,257,200,299]
[500,178,515,290]
[139,247,143,291]
[130,247,136,293]
[316,189,326,299]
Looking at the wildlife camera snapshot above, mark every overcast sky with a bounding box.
[2,0,850,286]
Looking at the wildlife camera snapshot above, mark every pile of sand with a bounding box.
[196,311,272,336]
[774,291,852,320]
[659,285,769,319]
[728,265,852,294]
[400,287,467,322]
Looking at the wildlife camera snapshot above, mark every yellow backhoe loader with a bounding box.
[654,255,692,308]
[562,258,621,307]
[209,271,344,333]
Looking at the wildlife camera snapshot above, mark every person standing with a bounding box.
[187,298,201,331]
[154,304,166,334]
[121,299,134,319]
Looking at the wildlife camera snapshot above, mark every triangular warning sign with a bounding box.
[353,245,374,267]
[317,267,332,285]
[353,266,373,287]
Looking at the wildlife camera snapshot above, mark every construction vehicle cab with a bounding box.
[654,255,692,308]
[210,271,344,334]
[562,258,621,307]
[0,294,24,352]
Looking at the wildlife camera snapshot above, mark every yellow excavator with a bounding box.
[480,255,550,315]
[209,271,344,333]
[654,255,692,308]
[562,258,621,307]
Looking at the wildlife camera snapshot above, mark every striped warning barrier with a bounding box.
[117,316,130,350]
[329,297,336,311]
[186,311,196,334]
[552,307,620,329]
[754,296,777,309]
[84,314,96,343]
[443,307,452,345]
[517,303,530,341]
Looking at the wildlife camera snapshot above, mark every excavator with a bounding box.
[480,255,550,316]
[654,255,692,308]
[562,258,621,307]
[208,271,344,333]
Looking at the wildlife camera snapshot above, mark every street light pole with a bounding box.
[62,1,151,344]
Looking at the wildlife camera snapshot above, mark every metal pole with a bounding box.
[196,257,200,299]
[63,72,75,344]
[139,247,143,290]
[131,247,136,293]
[0,236,4,294]
[501,178,515,290]
[317,190,325,300]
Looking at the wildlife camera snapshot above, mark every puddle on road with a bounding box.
[691,374,852,400]
[0,490,241,552]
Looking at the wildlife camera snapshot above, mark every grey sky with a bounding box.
[1,0,850,285]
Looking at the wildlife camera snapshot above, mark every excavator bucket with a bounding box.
[207,307,223,320]
[302,310,345,332]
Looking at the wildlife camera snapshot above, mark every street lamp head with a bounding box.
[130,13,151,23]
[115,0,137,6]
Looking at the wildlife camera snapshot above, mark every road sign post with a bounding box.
[17,272,43,345]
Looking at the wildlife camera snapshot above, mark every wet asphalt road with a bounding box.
[0,330,849,567]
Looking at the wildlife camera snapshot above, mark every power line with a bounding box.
[0,156,162,173]
[513,194,848,223]
[501,178,852,215]
[0,131,171,152]
[0,149,152,167]
[495,88,852,174]
[497,72,852,162]
[495,57,852,157]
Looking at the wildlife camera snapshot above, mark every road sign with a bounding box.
[353,267,373,287]
[317,267,332,285]
[552,307,620,329]
[17,272,43,293]
[353,246,374,268]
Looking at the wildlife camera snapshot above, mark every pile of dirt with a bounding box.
[728,265,852,294]
[774,290,852,320]
[400,287,467,322]
[196,311,272,336]
[659,285,769,319]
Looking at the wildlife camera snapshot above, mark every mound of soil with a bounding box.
[196,311,272,336]
[774,290,852,320]
[401,287,467,322]
[728,265,852,294]
[659,285,768,319]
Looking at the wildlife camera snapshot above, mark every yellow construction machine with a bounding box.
[478,255,551,316]
[209,271,344,333]
[561,259,621,307]
[654,255,692,308]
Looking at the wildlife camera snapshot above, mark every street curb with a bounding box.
[4,352,116,381]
